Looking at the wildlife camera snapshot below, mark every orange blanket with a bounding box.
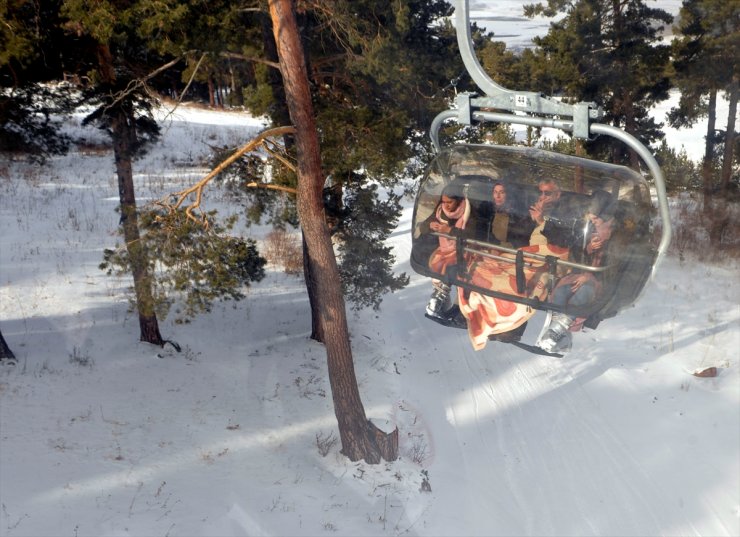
[458,243,569,350]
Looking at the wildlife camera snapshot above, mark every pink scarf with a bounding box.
[435,199,469,253]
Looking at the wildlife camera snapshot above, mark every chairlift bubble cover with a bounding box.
[411,144,659,324]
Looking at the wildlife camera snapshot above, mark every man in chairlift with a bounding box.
[537,190,617,353]
[529,178,573,247]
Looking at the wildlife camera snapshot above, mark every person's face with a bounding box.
[587,213,603,225]
[441,195,460,212]
[538,182,561,208]
[492,185,506,208]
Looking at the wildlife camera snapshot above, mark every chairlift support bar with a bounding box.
[430,0,671,269]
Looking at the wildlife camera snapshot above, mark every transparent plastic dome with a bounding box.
[411,144,659,326]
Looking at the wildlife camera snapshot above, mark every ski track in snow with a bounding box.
[385,210,717,536]
[1,98,738,535]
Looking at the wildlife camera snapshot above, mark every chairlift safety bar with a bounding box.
[431,231,609,273]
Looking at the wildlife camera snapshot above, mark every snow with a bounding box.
[2,99,738,537]
[1,10,739,537]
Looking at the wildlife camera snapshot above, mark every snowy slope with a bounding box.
[0,98,738,537]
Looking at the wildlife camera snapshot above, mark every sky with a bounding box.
[1,3,738,537]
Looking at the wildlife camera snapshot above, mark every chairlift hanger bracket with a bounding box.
[429,0,601,148]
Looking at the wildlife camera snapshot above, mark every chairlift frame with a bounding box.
[413,0,672,331]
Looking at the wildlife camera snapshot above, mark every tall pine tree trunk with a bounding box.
[268,0,397,464]
[708,81,739,246]
[721,80,738,193]
[97,44,165,346]
[700,89,724,246]
[262,8,328,344]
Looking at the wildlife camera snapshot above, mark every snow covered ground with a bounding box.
[1,98,738,537]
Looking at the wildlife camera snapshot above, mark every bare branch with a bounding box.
[177,53,208,106]
[244,182,297,195]
[158,126,296,226]
[106,55,186,112]
[221,51,280,70]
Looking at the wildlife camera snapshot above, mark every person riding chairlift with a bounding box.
[538,189,617,353]
[418,182,472,317]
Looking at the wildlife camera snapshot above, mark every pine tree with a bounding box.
[214,0,460,316]
[525,0,673,166]
[58,0,189,345]
[0,0,76,158]
[268,0,397,464]
[670,0,739,243]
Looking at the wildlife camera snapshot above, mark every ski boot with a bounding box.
[538,313,574,354]
[425,284,451,317]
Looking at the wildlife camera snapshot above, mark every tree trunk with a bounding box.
[97,43,165,346]
[260,10,295,152]
[302,233,324,342]
[707,81,739,246]
[702,89,718,211]
[701,89,724,245]
[721,79,738,193]
[0,328,15,361]
[208,76,216,108]
[111,111,165,345]
[268,0,397,463]
[263,11,320,339]
[574,139,585,193]
[624,97,640,170]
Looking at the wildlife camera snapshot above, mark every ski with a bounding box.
[507,340,563,358]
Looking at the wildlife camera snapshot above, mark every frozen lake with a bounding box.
[470,0,684,50]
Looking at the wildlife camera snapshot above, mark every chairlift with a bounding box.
[410,0,672,353]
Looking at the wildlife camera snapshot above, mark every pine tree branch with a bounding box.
[158,126,296,227]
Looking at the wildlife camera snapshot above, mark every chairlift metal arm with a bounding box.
[453,0,600,138]
[430,94,583,152]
